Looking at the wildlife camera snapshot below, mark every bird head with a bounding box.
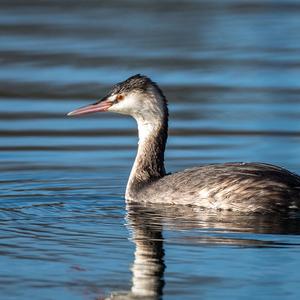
[67,74,167,123]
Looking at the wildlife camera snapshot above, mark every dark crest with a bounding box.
[110,74,164,98]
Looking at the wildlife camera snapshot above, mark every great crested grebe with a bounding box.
[68,74,300,213]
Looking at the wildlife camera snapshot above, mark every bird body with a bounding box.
[68,74,300,213]
[131,162,300,213]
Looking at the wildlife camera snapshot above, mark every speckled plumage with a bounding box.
[131,162,300,213]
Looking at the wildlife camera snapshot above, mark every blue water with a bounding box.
[1,1,300,299]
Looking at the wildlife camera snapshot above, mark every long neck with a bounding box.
[126,114,168,199]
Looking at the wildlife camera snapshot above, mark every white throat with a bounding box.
[126,117,161,198]
[137,118,161,142]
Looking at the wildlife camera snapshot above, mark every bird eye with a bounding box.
[116,94,124,101]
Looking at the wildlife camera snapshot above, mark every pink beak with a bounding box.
[67,98,112,116]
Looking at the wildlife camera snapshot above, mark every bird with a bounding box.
[68,74,300,213]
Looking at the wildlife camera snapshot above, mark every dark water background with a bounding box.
[1,1,300,299]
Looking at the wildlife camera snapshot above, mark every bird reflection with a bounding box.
[104,203,300,299]
[105,204,165,300]
[128,205,165,299]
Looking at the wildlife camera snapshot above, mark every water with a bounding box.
[1,0,300,299]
